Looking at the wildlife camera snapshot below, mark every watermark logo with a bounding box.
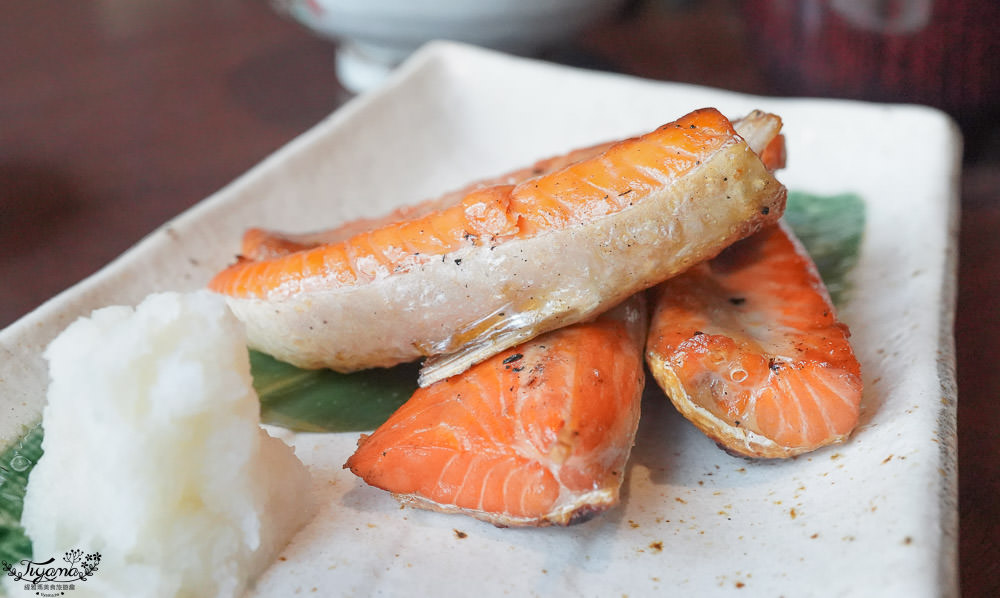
[2,549,100,596]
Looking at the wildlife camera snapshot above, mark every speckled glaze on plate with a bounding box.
[0,42,960,598]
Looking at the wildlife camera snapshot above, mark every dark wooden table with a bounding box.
[2,1,996,595]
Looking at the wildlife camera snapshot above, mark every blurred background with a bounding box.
[1,0,997,595]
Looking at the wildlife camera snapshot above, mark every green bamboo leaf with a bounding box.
[0,423,42,567]
[252,351,419,433]
[784,191,866,307]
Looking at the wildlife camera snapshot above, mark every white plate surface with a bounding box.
[0,42,961,597]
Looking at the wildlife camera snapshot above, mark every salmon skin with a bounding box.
[209,108,787,386]
[645,221,863,458]
[344,296,647,527]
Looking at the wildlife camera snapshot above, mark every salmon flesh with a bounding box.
[344,297,647,527]
[209,108,787,386]
[645,221,863,458]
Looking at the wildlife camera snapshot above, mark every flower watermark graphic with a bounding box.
[2,549,100,595]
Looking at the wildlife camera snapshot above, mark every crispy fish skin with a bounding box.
[212,109,786,384]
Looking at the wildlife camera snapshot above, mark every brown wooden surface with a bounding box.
[2,1,996,595]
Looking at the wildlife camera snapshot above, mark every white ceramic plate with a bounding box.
[0,42,961,597]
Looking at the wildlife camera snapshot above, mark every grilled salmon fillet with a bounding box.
[209,108,787,385]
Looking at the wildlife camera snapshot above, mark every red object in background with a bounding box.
[742,0,1000,122]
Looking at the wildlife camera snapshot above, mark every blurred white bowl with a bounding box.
[273,0,625,92]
